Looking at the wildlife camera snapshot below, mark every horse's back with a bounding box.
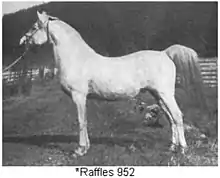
[111,50,175,73]
[88,50,175,79]
[109,50,169,62]
[87,49,175,97]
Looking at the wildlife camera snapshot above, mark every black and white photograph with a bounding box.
[2,1,217,168]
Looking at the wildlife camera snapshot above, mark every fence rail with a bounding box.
[3,66,57,84]
[199,58,217,87]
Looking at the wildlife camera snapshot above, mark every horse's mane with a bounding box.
[51,18,96,54]
[55,20,82,38]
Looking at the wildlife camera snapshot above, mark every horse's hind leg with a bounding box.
[149,90,179,150]
[71,91,90,156]
[159,92,187,152]
[158,99,179,150]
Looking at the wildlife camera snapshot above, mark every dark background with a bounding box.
[2,2,218,166]
[2,2,217,68]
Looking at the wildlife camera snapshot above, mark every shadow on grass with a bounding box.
[3,132,168,151]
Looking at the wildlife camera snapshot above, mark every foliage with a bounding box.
[3,2,217,67]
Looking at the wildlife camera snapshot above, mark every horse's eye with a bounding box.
[33,24,38,30]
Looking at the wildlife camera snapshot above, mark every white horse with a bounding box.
[19,11,203,156]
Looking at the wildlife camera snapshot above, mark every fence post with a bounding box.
[39,66,44,81]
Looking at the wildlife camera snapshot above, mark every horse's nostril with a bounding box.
[19,37,26,45]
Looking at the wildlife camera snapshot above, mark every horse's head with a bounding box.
[19,11,58,46]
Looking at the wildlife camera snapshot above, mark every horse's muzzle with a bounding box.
[19,36,27,45]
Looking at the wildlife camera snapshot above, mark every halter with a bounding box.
[3,15,59,72]
[45,18,53,44]
[24,15,59,44]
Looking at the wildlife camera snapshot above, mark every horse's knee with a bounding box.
[79,122,87,130]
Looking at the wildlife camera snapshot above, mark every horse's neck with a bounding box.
[49,21,96,66]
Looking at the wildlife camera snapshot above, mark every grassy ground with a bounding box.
[2,79,218,166]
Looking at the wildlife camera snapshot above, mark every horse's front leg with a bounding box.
[71,91,90,156]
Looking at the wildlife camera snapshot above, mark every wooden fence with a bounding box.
[199,57,217,88]
[2,66,58,100]
[3,66,57,84]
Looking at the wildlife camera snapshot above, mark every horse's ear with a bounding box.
[37,11,41,18]
[37,11,48,23]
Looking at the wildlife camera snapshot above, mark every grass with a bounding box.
[2,79,218,166]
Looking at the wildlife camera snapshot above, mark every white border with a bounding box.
[0,166,219,178]
[1,0,219,178]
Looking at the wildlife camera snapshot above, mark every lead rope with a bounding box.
[2,49,28,73]
[3,18,53,74]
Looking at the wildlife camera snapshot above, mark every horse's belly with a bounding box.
[88,79,141,100]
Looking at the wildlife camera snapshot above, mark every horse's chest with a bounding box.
[59,66,87,93]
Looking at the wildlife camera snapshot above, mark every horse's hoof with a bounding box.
[169,144,178,152]
[73,145,89,157]
[180,146,188,154]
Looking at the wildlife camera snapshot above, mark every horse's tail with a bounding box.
[164,44,206,108]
